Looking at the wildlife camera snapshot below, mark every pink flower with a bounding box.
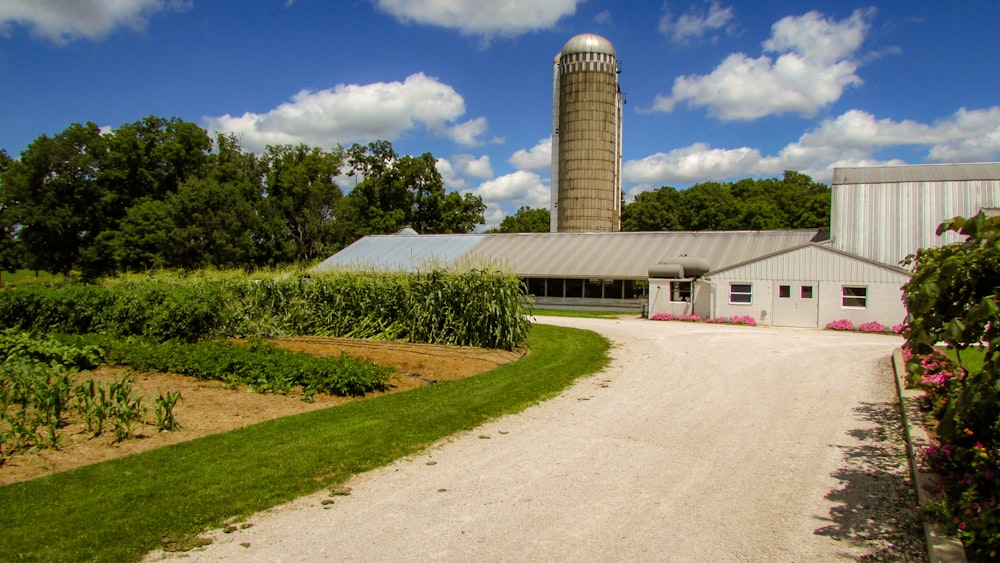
[825,319,854,331]
[858,321,886,333]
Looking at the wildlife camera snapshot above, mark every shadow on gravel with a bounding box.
[813,400,928,562]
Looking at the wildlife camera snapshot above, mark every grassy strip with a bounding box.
[0,324,610,562]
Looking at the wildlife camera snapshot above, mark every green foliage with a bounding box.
[0,331,157,459]
[0,267,531,350]
[622,170,830,231]
[334,142,485,243]
[901,212,1000,559]
[0,281,226,342]
[488,205,551,233]
[225,268,531,350]
[154,391,182,431]
[93,337,391,399]
[1,117,483,276]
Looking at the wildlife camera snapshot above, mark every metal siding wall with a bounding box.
[833,180,1000,266]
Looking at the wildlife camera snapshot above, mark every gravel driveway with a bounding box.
[148,316,925,562]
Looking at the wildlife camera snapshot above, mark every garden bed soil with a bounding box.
[0,337,524,486]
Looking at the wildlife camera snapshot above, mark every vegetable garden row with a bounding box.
[0,267,532,465]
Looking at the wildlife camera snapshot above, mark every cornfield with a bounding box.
[0,267,532,350]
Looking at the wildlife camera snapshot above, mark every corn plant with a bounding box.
[153,391,182,432]
[74,379,110,436]
[108,377,146,443]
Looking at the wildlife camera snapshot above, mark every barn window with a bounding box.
[670,281,692,302]
[729,283,753,304]
[801,285,814,299]
[842,286,868,308]
[779,285,791,298]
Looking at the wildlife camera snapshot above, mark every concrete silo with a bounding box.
[550,33,623,232]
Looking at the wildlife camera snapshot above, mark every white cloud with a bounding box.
[204,73,488,153]
[594,10,612,25]
[435,158,466,190]
[780,107,1000,172]
[925,107,1000,162]
[623,143,779,184]
[474,170,549,209]
[453,154,493,178]
[659,1,736,46]
[373,0,581,42]
[446,116,489,147]
[624,106,1000,187]
[764,8,872,65]
[652,8,872,120]
[509,137,552,170]
[0,0,190,44]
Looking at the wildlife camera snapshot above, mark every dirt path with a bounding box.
[147,317,925,562]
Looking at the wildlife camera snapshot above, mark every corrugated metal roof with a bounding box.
[316,230,826,279]
[314,234,486,272]
[833,162,1000,184]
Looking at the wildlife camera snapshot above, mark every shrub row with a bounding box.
[0,268,532,350]
[58,334,392,400]
[0,282,224,343]
[824,319,904,333]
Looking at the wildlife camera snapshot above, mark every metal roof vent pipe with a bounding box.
[648,257,711,279]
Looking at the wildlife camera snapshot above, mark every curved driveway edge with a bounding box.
[148,317,924,562]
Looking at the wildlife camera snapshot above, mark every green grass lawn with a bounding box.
[0,269,66,287]
[0,324,610,562]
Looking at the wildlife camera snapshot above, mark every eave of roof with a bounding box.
[833,162,1000,185]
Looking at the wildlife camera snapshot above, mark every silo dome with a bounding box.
[561,33,616,57]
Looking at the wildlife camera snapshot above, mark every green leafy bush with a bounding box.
[91,336,392,399]
[901,212,1000,560]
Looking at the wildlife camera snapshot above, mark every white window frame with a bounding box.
[729,283,753,305]
[841,286,868,308]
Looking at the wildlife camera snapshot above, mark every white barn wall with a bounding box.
[816,281,906,328]
[704,245,910,328]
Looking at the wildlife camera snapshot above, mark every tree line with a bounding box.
[490,170,831,233]
[0,117,484,278]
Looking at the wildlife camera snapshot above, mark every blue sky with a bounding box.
[2,1,999,228]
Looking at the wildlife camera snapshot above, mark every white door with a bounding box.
[773,282,819,327]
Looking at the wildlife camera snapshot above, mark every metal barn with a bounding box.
[832,162,1000,267]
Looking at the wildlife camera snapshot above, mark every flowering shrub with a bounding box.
[650,312,756,326]
[858,321,886,333]
[900,213,1000,558]
[825,319,854,331]
[892,323,906,334]
[904,345,997,558]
